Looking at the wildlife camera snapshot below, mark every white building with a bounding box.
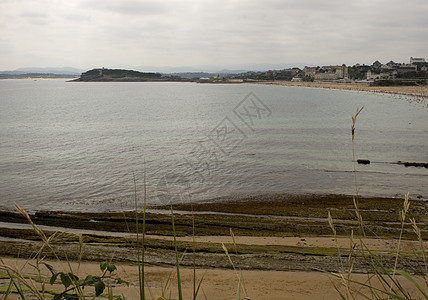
[366,70,380,81]
[410,57,425,64]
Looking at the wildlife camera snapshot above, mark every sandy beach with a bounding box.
[1,194,427,298]
[2,257,428,300]
[247,80,428,99]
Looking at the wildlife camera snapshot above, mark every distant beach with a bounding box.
[247,80,428,99]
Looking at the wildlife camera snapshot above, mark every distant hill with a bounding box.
[171,72,217,79]
[0,70,27,76]
[14,67,84,75]
[0,67,83,79]
[133,63,308,73]
[0,73,78,79]
[74,68,171,82]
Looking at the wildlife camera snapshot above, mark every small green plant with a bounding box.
[48,261,128,299]
[0,204,133,300]
[1,169,209,300]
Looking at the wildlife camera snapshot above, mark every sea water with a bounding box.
[0,79,427,212]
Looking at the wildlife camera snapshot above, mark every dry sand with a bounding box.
[248,80,428,99]
[2,258,426,300]
[150,234,427,253]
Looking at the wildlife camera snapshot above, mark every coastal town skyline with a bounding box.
[1,55,426,75]
[1,0,427,70]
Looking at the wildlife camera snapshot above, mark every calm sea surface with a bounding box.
[0,79,427,212]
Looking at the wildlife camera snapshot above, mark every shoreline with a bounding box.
[1,194,426,271]
[1,191,427,215]
[245,80,428,99]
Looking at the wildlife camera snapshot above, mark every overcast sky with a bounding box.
[1,0,427,71]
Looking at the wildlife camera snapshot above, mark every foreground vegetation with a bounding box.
[0,191,426,299]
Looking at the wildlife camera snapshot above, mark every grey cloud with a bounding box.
[81,0,168,15]
[20,11,49,19]
[19,11,50,26]
[63,13,91,22]
[0,0,427,69]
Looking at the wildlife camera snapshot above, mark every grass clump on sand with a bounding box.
[0,203,131,300]
[328,107,428,299]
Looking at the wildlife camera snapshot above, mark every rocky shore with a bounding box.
[1,194,427,273]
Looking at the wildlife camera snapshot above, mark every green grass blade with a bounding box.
[329,272,408,300]
[142,167,148,299]
[359,240,409,297]
[191,202,196,300]
[332,284,347,300]
[3,278,13,300]
[395,270,428,299]
[7,271,26,300]
[171,205,183,300]
[161,272,173,297]
[64,257,85,299]
[235,278,241,300]
[108,284,113,300]
[134,174,145,300]
[195,270,207,299]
